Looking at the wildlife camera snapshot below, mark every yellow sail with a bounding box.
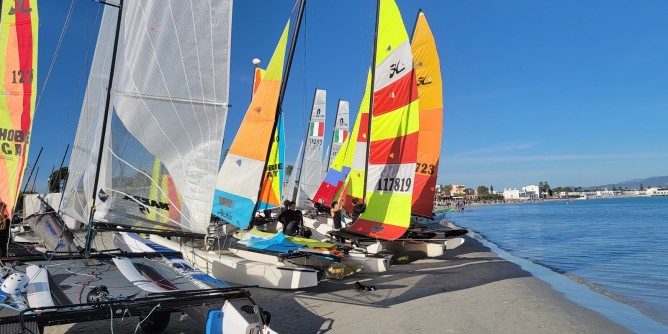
[0,0,38,217]
[346,0,419,240]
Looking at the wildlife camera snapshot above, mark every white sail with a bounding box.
[62,0,233,235]
[326,100,349,170]
[296,88,326,206]
[283,140,303,203]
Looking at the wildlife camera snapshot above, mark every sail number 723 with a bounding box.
[376,177,412,192]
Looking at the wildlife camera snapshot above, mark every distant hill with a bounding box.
[588,176,668,190]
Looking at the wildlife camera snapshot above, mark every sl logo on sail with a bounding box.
[8,0,32,15]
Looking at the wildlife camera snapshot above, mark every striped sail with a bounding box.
[347,0,419,240]
[61,0,233,235]
[257,112,284,210]
[0,0,38,217]
[212,21,290,228]
[411,11,442,217]
[326,100,349,169]
[296,88,326,206]
[313,73,370,207]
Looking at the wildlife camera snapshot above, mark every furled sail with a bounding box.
[410,11,442,218]
[212,21,290,228]
[296,88,326,206]
[313,74,369,207]
[62,0,233,235]
[346,0,419,240]
[0,0,38,217]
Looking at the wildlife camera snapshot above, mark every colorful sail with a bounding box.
[0,0,38,217]
[296,88,326,206]
[347,0,419,240]
[252,67,265,97]
[212,21,290,228]
[313,74,370,207]
[410,11,442,217]
[257,112,284,210]
[61,1,233,235]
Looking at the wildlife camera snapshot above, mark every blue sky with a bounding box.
[27,0,668,194]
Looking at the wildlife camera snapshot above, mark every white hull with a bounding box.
[379,240,444,257]
[149,235,319,290]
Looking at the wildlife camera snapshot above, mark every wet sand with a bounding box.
[45,234,633,334]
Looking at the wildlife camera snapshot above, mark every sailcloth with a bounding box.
[61,0,233,235]
[347,0,419,240]
[0,0,38,217]
[313,74,370,207]
[212,21,290,228]
[296,89,326,206]
[410,11,442,217]
[257,112,284,210]
[326,100,349,170]
[282,140,302,203]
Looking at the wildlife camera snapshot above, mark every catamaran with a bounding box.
[1,1,275,332]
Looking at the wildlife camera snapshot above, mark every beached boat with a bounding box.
[2,1,274,332]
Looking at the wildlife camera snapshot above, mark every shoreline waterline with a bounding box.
[458,225,668,333]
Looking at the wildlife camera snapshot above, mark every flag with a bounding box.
[309,121,324,137]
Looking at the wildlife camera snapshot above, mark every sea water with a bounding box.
[443,196,668,330]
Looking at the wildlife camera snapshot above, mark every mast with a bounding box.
[295,87,318,199]
[84,0,124,255]
[411,9,422,40]
[362,0,381,201]
[325,98,342,169]
[250,0,306,223]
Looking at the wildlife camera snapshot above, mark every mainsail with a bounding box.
[410,11,442,218]
[282,140,302,203]
[62,0,233,236]
[0,0,38,217]
[346,0,419,240]
[326,100,349,171]
[296,88,326,206]
[212,21,290,228]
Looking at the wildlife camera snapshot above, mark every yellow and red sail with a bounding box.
[0,0,38,217]
[346,0,419,240]
[252,67,265,97]
[410,11,442,217]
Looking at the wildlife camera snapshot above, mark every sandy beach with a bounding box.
[44,233,633,334]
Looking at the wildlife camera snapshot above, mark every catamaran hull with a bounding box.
[148,235,319,290]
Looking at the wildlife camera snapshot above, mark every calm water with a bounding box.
[444,196,668,328]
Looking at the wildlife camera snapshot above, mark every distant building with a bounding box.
[503,188,531,201]
[451,184,466,196]
[522,185,540,200]
[646,187,668,196]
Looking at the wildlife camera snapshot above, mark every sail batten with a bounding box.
[346,0,419,240]
[410,11,442,217]
[0,0,39,217]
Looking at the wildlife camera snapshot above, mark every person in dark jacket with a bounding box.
[351,198,366,223]
[276,201,303,236]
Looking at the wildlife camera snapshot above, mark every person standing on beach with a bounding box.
[0,202,10,257]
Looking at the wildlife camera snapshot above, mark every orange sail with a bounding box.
[346,0,419,240]
[0,0,38,217]
[410,11,442,217]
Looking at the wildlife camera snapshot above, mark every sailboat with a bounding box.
[325,100,350,173]
[1,1,274,332]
